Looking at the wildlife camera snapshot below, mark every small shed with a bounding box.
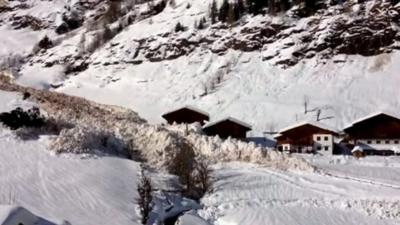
[162,106,210,125]
[203,117,252,139]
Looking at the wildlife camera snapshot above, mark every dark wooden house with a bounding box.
[343,112,400,155]
[275,121,338,155]
[162,106,210,125]
[203,117,252,139]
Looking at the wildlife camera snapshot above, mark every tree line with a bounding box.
[208,0,398,25]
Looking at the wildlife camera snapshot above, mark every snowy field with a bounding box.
[302,155,400,188]
[0,91,142,225]
[200,162,400,225]
[0,127,141,225]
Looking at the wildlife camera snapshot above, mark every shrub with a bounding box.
[0,107,45,130]
[37,35,53,49]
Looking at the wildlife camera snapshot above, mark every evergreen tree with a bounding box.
[198,17,206,29]
[280,0,291,11]
[218,0,230,22]
[228,2,235,24]
[305,0,317,13]
[246,0,266,15]
[210,0,218,24]
[237,0,246,16]
[175,22,185,32]
[234,0,246,21]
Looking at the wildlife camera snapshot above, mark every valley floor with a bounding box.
[1,90,400,225]
[0,128,141,225]
[200,160,400,225]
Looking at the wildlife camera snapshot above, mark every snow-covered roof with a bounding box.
[343,111,400,130]
[278,121,338,134]
[0,205,39,225]
[162,105,210,117]
[203,117,252,130]
[351,145,363,153]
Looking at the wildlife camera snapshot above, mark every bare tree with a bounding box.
[137,170,153,225]
[303,95,309,114]
[194,160,213,195]
[167,141,196,192]
[316,109,334,122]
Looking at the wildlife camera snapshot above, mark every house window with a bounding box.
[324,136,329,141]
[395,140,399,144]
[385,140,390,144]
[284,146,289,150]
[376,140,381,144]
[324,146,329,151]
[316,136,321,141]
[367,140,372,144]
[317,146,321,150]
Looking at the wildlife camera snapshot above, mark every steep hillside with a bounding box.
[1,0,400,135]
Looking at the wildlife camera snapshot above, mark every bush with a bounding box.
[0,107,45,130]
[37,35,53,49]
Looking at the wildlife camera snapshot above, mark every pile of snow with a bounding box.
[0,79,314,172]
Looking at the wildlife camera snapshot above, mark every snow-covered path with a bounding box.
[200,162,400,225]
[0,128,141,225]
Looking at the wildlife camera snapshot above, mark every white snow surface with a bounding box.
[0,128,142,225]
[200,161,400,225]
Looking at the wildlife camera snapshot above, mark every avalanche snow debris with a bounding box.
[0,75,315,172]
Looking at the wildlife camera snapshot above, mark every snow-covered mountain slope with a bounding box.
[1,0,400,135]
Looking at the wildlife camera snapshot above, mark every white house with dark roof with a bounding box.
[275,121,339,155]
[343,112,400,155]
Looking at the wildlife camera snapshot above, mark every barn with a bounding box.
[203,117,252,139]
[275,121,338,155]
[161,106,210,125]
[343,112,400,155]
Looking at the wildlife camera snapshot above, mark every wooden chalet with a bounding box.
[203,117,252,139]
[343,112,400,155]
[162,106,210,125]
[275,121,338,155]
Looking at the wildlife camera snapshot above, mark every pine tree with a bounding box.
[228,2,235,24]
[218,0,230,22]
[210,0,218,24]
[233,0,246,21]
[198,17,206,29]
[246,0,266,15]
[280,0,291,11]
[305,0,317,13]
[175,22,185,32]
